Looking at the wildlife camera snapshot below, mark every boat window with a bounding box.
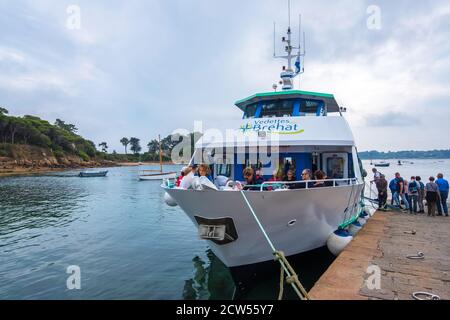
[300,99,323,116]
[243,103,258,119]
[326,155,344,179]
[260,100,294,118]
[215,164,232,178]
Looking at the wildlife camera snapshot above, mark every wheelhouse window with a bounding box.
[260,100,294,118]
[326,155,344,179]
[300,99,323,116]
[243,103,258,119]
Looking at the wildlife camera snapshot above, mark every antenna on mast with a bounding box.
[273,0,306,91]
[288,0,291,29]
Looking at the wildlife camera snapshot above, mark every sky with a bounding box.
[0,0,449,152]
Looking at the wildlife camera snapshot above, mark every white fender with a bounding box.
[357,217,367,226]
[348,221,363,236]
[327,230,353,256]
[164,192,178,207]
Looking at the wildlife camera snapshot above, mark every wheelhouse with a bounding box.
[193,90,361,187]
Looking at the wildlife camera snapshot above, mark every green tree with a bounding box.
[98,142,108,153]
[55,119,78,134]
[129,137,141,155]
[147,139,159,153]
[120,137,130,154]
[0,107,8,115]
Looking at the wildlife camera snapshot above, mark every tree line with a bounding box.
[1,107,201,163]
[103,132,201,163]
[359,150,450,160]
[0,107,97,161]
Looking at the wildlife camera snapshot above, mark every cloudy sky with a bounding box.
[1,0,449,152]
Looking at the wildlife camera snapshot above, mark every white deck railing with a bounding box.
[259,178,360,191]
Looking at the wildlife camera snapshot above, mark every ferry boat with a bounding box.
[162,11,365,290]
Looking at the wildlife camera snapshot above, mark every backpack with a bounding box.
[409,181,418,193]
[419,181,425,191]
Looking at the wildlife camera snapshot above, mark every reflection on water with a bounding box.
[183,250,235,300]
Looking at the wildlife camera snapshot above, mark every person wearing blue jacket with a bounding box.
[436,173,449,216]
[389,178,398,206]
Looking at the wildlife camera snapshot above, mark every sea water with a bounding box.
[1,160,448,299]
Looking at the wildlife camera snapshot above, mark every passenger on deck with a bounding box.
[179,165,196,189]
[254,169,265,185]
[175,166,188,187]
[242,168,259,191]
[299,169,313,189]
[283,170,300,189]
[323,172,334,187]
[312,170,326,188]
[266,170,282,191]
[198,164,213,182]
[268,170,282,182]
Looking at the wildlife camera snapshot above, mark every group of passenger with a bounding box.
[175,164,334,191]
[372,168,449,217]
[175,164,213,188]
[241,167,331,191]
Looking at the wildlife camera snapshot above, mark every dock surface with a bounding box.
[309,210,450,300]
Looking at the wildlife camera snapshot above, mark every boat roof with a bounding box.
[196,116,355,148]
[235,90,340,112]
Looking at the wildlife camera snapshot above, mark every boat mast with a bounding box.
[273,0,306,90]
[159,134,163,173]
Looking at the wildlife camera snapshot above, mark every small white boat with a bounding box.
[374,161,390,167]
[139,135,176,181]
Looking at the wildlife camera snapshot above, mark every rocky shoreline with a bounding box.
[0,160,117,177]
[0,147,116,177]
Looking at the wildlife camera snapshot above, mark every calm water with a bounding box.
[1,160,448,300]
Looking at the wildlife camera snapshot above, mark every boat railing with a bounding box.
[259,178,359,191]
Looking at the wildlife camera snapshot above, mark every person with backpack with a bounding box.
[408,176,420,214]
[416,176,425,213]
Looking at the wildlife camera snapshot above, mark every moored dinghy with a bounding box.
[79,171,108,177]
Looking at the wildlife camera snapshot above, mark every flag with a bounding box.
[295,54,301,74]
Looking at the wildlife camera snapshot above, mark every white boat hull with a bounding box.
[139,172,177,180]
[165,183,364,267]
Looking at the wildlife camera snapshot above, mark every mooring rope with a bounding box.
[240,190,310,300]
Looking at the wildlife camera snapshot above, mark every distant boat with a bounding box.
[139,134,177,181]
[374,161,390,167]
[79,171,108,177]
